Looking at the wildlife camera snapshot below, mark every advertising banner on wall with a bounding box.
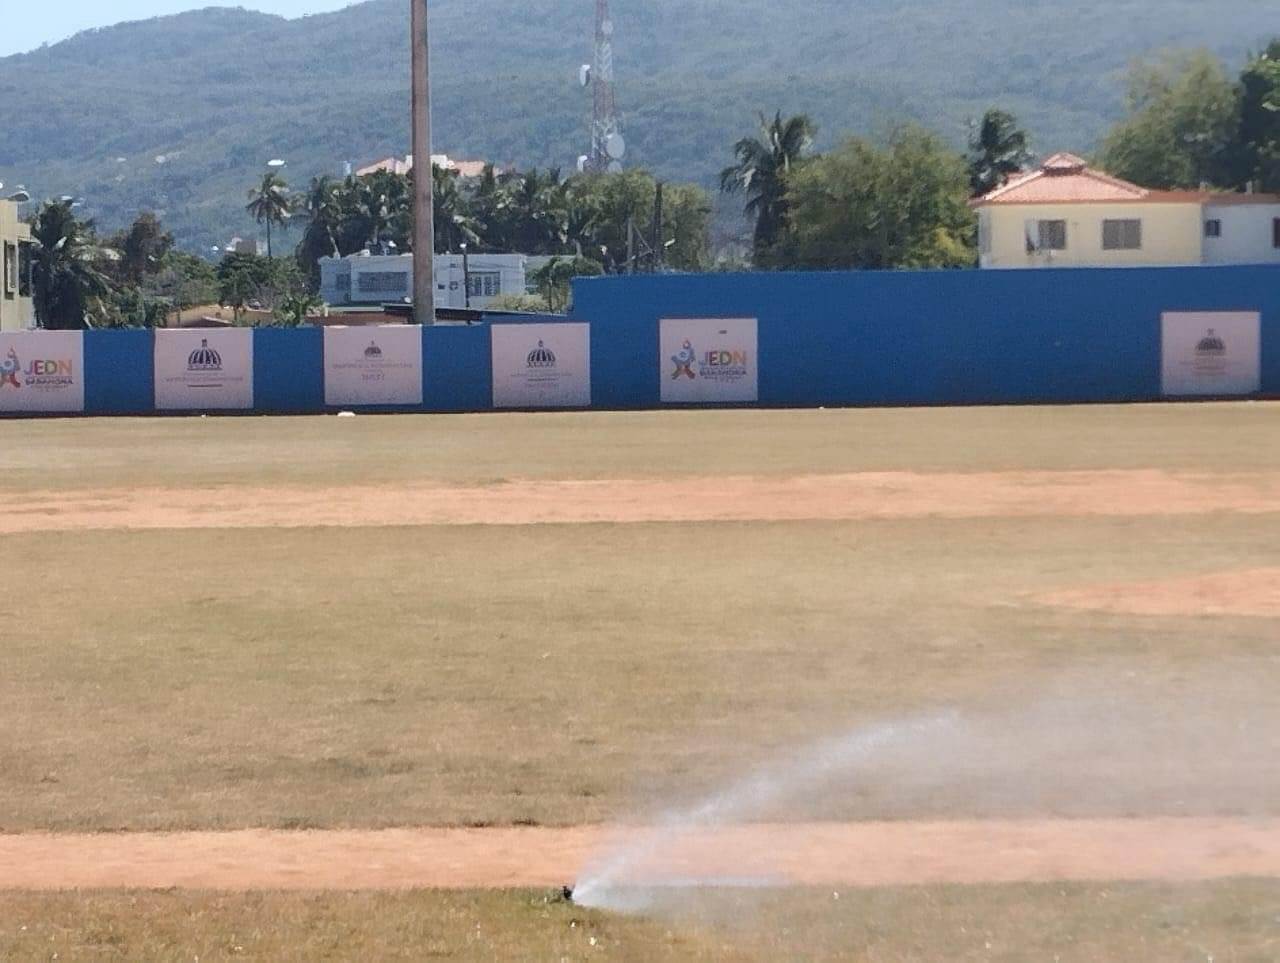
[323,325,423,406]
[0,331,85,413]
[660,317,759,404]
[1161,311,1261,397]
[154,328,253,410]
[491,323,591,408]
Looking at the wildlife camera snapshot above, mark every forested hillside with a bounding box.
[1,0,1274,249]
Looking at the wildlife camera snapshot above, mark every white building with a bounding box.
[1201,195,1280,265]
[973,154,1280,269]
[319,252,528,309]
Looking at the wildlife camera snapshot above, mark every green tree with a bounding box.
[529,255,605,313]
[967,109,1034,196]
[1238,41,1280,191]
[720,112,816,264]
[296,176,344,288]
[432,165,481,253]
[1098,51,1241,188]
[28,200,116,329]
[216,252,277,323]
[245,171,293,258]
[109,211,174,285]
[776,127,976,270]
[274,289,323,327]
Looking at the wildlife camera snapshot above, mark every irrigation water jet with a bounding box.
[572,710,962,911]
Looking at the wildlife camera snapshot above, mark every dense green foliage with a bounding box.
[1,0,1275,249]
[1098,44,1280,191]
[292,164,712,281]
[773,128,976,270]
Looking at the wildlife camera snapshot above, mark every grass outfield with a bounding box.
[2,882,1279,961]
[2,405,1277,959]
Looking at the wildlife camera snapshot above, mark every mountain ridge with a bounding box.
[1,0,1273,250]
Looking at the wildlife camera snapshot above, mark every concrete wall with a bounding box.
[983,202,1203,269]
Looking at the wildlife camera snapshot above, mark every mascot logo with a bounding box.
[671,340,697,380]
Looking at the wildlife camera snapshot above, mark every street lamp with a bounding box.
[460,241,470,308]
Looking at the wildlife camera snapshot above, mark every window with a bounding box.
[1204,219,1222,239]
[1273,218,1280,249]
[356,271,409,294]
[1028,219,1067,252]
[978,213,991,255]
[18,242,32,298]
[467,271,501,298]
[1102,219,1142,251]
[2,242,15,298]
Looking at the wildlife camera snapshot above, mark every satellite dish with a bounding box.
[605,132,626,160]
[607,161,623,175]
[602,18,614,36]
[579,64,591,87]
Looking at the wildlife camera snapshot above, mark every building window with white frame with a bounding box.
[1102,218,1142,251]
[1204,219,1222,239]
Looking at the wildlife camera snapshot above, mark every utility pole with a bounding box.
[411,0,435,324]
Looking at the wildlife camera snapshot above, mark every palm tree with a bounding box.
[432,165,481,252]
[967,109,1033,197]
[296,175,347,287]
[720,112,815,260]
[28,200,116,330]
[246,171,293,258]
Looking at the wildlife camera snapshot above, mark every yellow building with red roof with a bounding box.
[972,153,1280,269]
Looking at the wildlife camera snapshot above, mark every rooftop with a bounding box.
[973,153,1280,207]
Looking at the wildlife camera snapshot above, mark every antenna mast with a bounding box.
[587,0,624,173]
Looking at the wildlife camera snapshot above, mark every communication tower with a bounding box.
[579,0,625,173]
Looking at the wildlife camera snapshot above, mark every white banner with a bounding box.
[154,328,254,410]
[1161,311,1261,397]
[491,323,591,408]
[324,325,423,406]
[660,317,759,403]
[0,331,85,413]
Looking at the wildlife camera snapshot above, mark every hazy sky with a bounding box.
[3,1,355,57]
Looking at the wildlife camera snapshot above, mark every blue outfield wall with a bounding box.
[4,264,1278,416]
[571,264,1280,408]
[84,329,154,414]
[254,326,324,412]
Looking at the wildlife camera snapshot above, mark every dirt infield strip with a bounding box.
[4,469,1280,533]
[3,820,1280,891]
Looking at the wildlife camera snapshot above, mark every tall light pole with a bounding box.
[411,0,435,325]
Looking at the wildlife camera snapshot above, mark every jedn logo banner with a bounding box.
[491,323,591,408]
[1161,311,1261,397]
[154,328,254,410]
[660,317,758,403]
[324,325,423,406]
[0,331,85,413]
